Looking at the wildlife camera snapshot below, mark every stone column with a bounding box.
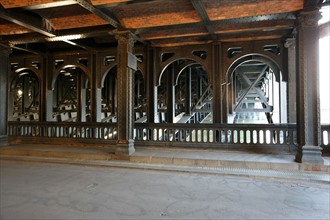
[115,31,135,155]
[0,46,10,146]
[295,8,323,164]
[284,38,297,123]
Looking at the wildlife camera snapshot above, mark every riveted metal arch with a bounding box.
[225,53,281,83]
[99,63,117,88]
[174,61,199,86]
[9,56,44,81]
[51,63,90,90]
[9,68,40,91]
[158,57,207,86]
[157,45,212,86]
[159,49,208,72]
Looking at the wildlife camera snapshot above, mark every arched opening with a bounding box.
[157,59,212,124]
[226,54,286,124]
[9,69,40,121]
[53,66,90,122]
[101,66,117,122]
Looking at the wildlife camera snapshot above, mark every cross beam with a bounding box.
[234,65,272,112]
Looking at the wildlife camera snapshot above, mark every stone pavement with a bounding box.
[1,160,329,220]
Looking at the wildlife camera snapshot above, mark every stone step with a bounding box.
[0,144,329,183]
[131,147,330,173]
[0,144,126,161]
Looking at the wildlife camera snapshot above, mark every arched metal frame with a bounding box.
[158,57,209,87]
[157,57,213,124]
[226,53,282,83]
[9,68,40,121]
[225,53,285,124]
[51,64,90,91]
[52,65,91,122]
[101,65,118,117]
[100,63,117,89]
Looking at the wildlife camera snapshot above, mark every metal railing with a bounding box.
[7,121,330,152]
[8,121,117,140]
[134,123,297,150]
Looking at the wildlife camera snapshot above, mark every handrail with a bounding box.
[7,121,329,151]
[8,121,118,140]
[134,123,297,150]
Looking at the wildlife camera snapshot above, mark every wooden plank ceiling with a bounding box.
[0,0,324,54]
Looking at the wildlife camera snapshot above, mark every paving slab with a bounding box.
[1,160,329,220]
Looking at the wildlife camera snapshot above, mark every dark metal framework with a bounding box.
[0,0,329,163]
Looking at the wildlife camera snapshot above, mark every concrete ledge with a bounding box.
[1,144,329,180]
[0,144,124,161]
[130,147,330,173]
[130,155,330,173]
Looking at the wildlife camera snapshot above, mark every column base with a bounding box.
[116,139,135,155]
[295,145,324,164]
[0,135,8,147]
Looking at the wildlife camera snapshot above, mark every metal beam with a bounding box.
[20,0,77,10]
[62,40,95,51]
[2,25,116,45]
[74,0,119,28]
[0,6,100,51]
[0,42,42,55]
[234,65,268,112]
[138,12,295,34]
[191,0,210,22]
[0,5,56,37]
[191,0,216,39]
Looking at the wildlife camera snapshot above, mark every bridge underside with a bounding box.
[0,0,329,164]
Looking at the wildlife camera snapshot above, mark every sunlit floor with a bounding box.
[1,160,329,220]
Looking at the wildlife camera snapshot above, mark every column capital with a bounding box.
[297,9,321,28]
[115,31,135,50]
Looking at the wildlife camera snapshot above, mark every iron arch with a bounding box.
[226,53,281,83]
[10,68,39,90]
[100,63,117,88]
[158,58,206,86]
[51,64,90,90]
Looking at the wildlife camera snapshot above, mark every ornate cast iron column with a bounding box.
[295,8,323,164]
[115,31,135,155]
[0,46,10,146]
